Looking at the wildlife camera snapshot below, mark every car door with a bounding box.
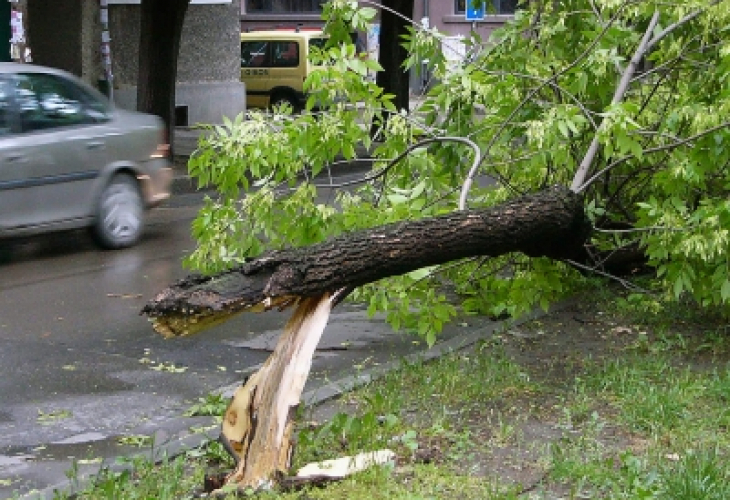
[9,72,110,226]
[268,39,302,99]
[241,40,271,108]
[0,76,33,231]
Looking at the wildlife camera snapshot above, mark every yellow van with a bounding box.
[240,29,326,111]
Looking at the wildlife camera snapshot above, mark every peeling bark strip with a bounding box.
[142,186,589,337]
[218,294,334,490]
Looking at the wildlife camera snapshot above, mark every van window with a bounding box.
[271,41,299,68]
[242,41,269,67]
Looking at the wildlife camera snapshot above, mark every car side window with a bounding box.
[271,41,299,68]
[0,79,14,136]
[242,41,269,68]
[13,73,108,133]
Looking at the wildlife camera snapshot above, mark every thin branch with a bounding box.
[475,70,600,131]
[570,10,660,192]
[312,158,392,189]
[594,225,688,234]
[358,0,421,30]
[631,37,723,84]
[644,3,717,55]
[480,149,547,170]
[571,2,720,191]
[576,120,730,193]
[459,2,632,206]
[564,259,655,294]
[309,137,480,198]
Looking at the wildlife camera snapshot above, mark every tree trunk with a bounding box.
[143,186,589,335]
[218,293,335,490]
[137,0,189,155]
[371,0,414,137]
[142,185,590,491]
[378,0,412,112]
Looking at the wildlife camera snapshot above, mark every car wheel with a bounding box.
[93,174,144,249]
[270,94,298,113]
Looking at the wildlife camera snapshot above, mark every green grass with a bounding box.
[22,288,730,499]
[51,454,205,500]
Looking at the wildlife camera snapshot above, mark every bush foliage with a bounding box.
[186,0,730,341]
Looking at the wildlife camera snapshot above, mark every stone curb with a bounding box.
[19,305,552,500]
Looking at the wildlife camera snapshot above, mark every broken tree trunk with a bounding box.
[143,186,589,336]
[219,293,336,489]
[141,185,591,490]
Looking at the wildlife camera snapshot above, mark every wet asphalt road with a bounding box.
[0,193,306,496]
[0,180,497,499]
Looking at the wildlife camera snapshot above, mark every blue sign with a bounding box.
[466,0,485,21]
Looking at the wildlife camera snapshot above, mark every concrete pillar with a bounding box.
[27,0,82,73]
[24,0,103,87]
[110,0,246,125]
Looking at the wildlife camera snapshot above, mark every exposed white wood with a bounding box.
[296,450,397,479]
[219,294,336,490]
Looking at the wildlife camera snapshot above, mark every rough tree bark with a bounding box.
[137,0,189,155]
[142,186,590,491]
[143,186,588,336]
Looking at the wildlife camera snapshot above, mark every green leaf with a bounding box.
[359,7,377,21]
[387,194,408,205]
[407,267,432,281]
[721,280,730,301]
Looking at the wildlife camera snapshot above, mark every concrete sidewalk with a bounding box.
[170,128,207,195]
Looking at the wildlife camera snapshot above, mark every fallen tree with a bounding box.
[143,186,588,337]
[142,0,730,492]
[143,186,590,489]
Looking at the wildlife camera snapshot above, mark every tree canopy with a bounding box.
[184,0,730,344]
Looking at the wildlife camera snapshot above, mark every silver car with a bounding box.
[0,63,172,249]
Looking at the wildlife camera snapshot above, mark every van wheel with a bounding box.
[270,94,298,113]
[92,174,145,249]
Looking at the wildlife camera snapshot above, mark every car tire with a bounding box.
[92,173,145,249]
[270,93,299,113]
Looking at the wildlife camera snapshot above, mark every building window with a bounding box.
[246,0,324,13]
[455,0,520,15]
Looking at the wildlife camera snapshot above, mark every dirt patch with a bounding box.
[423,301,638,492]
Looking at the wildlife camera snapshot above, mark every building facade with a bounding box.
[5,0,245,126]
[108,0,246,126]
[238,0,519,92]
